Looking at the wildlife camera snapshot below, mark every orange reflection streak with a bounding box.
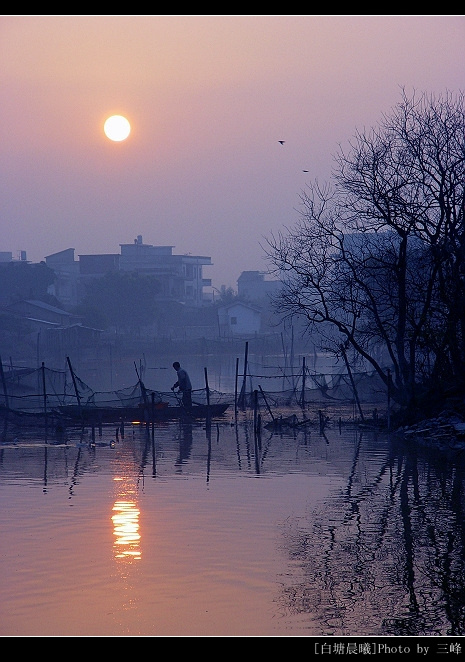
[111,497,141,561]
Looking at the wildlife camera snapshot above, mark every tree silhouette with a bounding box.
[77,271,162,333]
[265,89,465,413]
[0,261,56,305]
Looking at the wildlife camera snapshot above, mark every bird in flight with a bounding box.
[278,140,285,145]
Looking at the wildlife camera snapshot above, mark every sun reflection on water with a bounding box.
[112,478,141,561]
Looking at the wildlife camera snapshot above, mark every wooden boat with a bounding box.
[0,401,230,428]
[55,401,230,423]
[0,358,231,426]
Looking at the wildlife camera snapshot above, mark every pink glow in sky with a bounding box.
[1,15,464,289]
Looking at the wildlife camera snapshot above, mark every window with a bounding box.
[230,316,237,325]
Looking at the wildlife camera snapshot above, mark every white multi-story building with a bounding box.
[119,235,211,307]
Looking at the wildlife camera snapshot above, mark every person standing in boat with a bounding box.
[171,362,192,409]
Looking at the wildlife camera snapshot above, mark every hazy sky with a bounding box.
[1,15,464,290]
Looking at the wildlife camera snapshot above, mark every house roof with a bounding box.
[7,300,73,316]
[218,301,262,313]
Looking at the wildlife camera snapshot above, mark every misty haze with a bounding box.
[1,15,465,641]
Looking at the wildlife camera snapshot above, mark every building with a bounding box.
[0,251,27,263]
[45,248,81,309]
[3,299,103,366]
[5,299,80,327]
[217,301,262,336]
[45,235,213,309]
[119,236,211,306]
[237,271,281,302]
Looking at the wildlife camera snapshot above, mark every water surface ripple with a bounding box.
[1,416,464,636]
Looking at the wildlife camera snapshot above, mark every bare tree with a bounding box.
[265,89,465,409]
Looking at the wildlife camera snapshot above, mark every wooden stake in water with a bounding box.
[238,341,248,410]
[151,392,155,439]
[253,389,259,434]
[301,356,306,408]
[259,385,275,425]
[41,362,47,426]
[0,355,9,410]
[204,367,211,428]
[234,357,239,416]
[66,356,81,413]
[387,369,391,432]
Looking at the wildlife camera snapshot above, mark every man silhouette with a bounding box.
[171,362,192,409]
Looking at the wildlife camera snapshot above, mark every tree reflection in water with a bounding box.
[276,431,465,636]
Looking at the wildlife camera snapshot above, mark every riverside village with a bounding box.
[1,233,465,448]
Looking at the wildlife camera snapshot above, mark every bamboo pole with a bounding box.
[290,325,295,390]
[234,357,239,416]
[280,332,287,391]
[41,362,48,437]
[301,356,306,408]
[0,355,9,410]
[253,389,259,435]
[66,356,82,410]
[387,368,391,432]
[238,341,248,409]
[341,345,364,423]
[204,367,211,428]
[41,362,47,413]
[259,385,275,425]
[151,391,155,438]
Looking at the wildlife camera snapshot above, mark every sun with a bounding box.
[104,115,131,142]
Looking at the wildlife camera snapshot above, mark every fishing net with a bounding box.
[0,359,390,425]
[0,365,70,413]
[0,364,162,413]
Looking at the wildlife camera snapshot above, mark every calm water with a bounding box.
[1,410,465,637]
